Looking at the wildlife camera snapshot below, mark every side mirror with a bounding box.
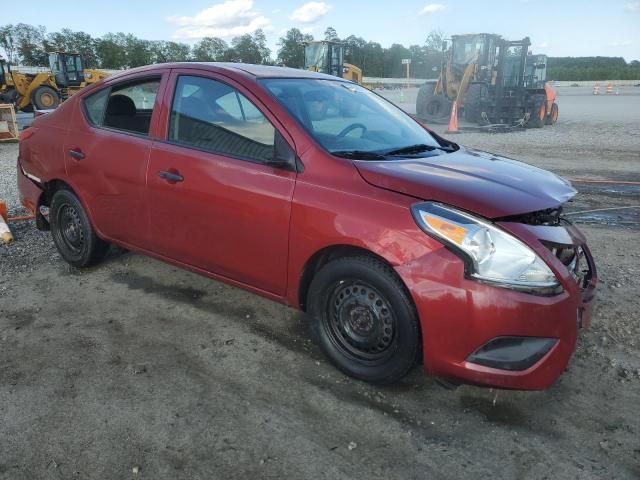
[268,130,300,172]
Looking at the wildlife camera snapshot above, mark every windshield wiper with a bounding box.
[331,150,386,160]
[382,144,441,156]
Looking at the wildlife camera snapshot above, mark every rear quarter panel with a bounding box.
[19,98,74,184]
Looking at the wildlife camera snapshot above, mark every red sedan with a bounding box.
[17,63,597,389]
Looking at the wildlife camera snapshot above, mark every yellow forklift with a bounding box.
[416,34,558,128]
[304,41,362,84]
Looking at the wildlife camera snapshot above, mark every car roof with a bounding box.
[107,62,342,82]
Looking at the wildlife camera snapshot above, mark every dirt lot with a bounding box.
[1,88,639,479]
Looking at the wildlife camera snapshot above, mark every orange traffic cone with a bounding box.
[606,83,613,94]
[0,200,13,243]
[593,83,600,95]
[446,101,459,134]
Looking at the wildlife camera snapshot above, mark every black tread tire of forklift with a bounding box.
[416,84,451,123]
[463,83,487,124]
[32,86,61,110]
[544,102,559,125]
[527,95,547,128]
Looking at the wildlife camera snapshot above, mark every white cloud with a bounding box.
[290,2,332,23]
[538,42,549,48]
[419,3,446,15]
[624,2,640,12]
[169,0,271,39]
[300,26,316,35]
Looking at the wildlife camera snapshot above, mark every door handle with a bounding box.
[158,170,184,183]
[68,149,85,160]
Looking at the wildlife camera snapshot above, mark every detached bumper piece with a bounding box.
[467,336,557,371]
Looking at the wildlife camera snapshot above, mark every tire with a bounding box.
[50,188,109,268]
[463,83,487,124]
[31,86,60,110]
[416,83,451,123]
[527,95,547,128]
[545,102,558,125]
[307,255,421,384]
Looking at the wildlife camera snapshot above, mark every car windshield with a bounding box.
[260,78,446,158]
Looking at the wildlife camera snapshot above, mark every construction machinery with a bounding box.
[304,41,363,84]
[48,52,110,97]
[0,52,109,112]
[0,59,60,111]
[416,34,558,128]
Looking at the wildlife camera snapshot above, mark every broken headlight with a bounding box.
[412,202,560,294]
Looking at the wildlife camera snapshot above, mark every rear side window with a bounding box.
[169,75,275,163]
[83,77,160,136]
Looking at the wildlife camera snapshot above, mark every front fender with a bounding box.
[285,179,445,307]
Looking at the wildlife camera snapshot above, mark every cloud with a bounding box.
[169,0,271,39]
[538,42,549,48]
[419,3,446,15]
[290,2,332,23]
[624,2,640,12]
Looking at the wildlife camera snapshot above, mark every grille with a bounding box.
[547,245,592,289]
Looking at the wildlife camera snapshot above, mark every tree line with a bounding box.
[547,56,640,81]
[1,23,638,80]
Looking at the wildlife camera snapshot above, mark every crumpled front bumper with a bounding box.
[395,220,597,390]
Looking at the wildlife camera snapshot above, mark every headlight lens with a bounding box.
[412,202,560,293]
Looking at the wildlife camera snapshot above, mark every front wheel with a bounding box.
[416,83,451,123]
[50,189,109,268]
[307,256,421,384]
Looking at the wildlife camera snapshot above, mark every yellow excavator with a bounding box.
[0,52,109,112]
[303,41,362,84]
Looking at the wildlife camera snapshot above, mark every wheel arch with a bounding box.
[297,244,413,313]
[38,178,97,233]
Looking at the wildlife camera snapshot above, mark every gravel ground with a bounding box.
[1,90,639,479]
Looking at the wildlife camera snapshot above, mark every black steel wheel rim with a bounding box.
[325,280,396,361]
[57,203,85,253]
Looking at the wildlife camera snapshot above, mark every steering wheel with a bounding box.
[336,123,367,140]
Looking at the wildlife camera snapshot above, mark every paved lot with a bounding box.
[1,88,639,479]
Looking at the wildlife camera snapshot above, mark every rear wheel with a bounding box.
[527,95,547,128]
[416,83,451,123]
[307,256,421,384]
[545,102,559,125]
[32,86,60,110]
[50,189,109,268]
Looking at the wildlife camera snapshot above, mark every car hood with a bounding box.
[355,147,576,218]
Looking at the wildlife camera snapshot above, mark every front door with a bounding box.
[65,73,167,247]
[146,72,296,295]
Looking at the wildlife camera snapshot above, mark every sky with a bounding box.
[5,0,640,61]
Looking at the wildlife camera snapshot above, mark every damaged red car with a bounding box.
[17,63,597,389]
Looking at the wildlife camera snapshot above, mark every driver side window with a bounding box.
[169,75,275,163]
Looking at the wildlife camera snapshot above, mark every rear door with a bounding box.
[65,72,169,247]
[146,70,297,295]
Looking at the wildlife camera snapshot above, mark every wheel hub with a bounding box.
[327,282,396,361]
[348,305,375,335]
[58,205,84,253]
